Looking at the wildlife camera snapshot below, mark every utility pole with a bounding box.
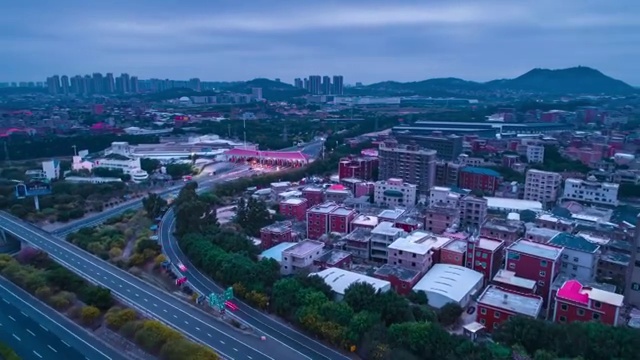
[282,125,288,143]
[243,118,247,149]
[72,145,77,156]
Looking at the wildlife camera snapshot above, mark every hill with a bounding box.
[362,66,636,96]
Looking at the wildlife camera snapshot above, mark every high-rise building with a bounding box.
[105,73,115,93]
[303,78,309,91]
[322,76,332,95]
[189,78,201,91]
[115,77,124,94]
[46,75,60,95]
[378,140,436,196]
[251,87,263,100]
[92,73,104,94]
[332,75,344,95]
[294,78,303,89]
[60,75,70,95]
[70,75,81,94]
[130,76,139,93]
[562,176,619,206]
[308,75,322,95]
[121,73,131,93]
[524,169,562,206]
[83,75,92,95]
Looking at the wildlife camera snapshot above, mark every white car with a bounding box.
[178,263,188,272]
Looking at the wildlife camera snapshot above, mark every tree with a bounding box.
[165,163,193,179]
[80,286,114,311]
[438,303,463,327]
[81,305,101,325]
[142,193,168,219]
[344,282,378,313]
[141,158,162,174]
[234,197,271,236]
[134,320,183,353]
[105,308,138,330]
[271,278,304,317]
[159,339,220,360]
[406,290,428,305]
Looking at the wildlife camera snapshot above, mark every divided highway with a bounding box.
[160,210,351,360]
[0,212,303,360]
[0,277,127,360]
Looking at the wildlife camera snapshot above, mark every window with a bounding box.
[539,271,546,277]
[479,318,486,325]
[594,301,602,309]
[561,304,568,311]
[480,308,487,315]
[577,309,585,316]
[563,254,568,260]
[509,263,516,269]
[540,260,548,267]
[593,313,601,320]
[412,253,417,258]
[494,311,501,318]
[538,280,545,286]
[493,323,499,329]
[482,253,488,259]
[573,257,579,262]
[559,316,566,323]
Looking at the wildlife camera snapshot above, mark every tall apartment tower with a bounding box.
[322,76,332,95]
[625,215,640,307]
[60,75,70,95]
[83,75,92,95]
[523,169,562,206]
[308,75,322,95]
[332,75,344,95]
[46,75,60,95]
[294,78,303,89]
[130,76,139,93]
[105,73,115,93]
[378,139,436,196]
[92,73,104,94]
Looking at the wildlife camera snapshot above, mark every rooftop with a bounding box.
[575,231,611,246]
[374,264,421,282]
[302,186,323,193]
[556,279,624,307]
[351,215,379,227]
[477,286,543,318]
[476,237,504,252]
[483,218,524,233]
[308,202,339,214]
[525,226,561,239]
[549,233,600,253]
[492,269,536,290]
[331,207,355,216]
[538,213,575,225]
[343,227,372,243]
[312,267,390,296]
[271,181,292,188]
[315,250,352,266]
[388,231,452,255]
[378,208,406,220]
[485,197,543,212]
[461,166,502,177]
[259,242,297,262]
[281,198,306,206]
[261,221,292,234]
[508,239,563,260]
[413,264,484,303]
[443,239,468,253]
[371,221,405,237]
[283,240,325,257]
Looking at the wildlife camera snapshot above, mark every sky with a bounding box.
[2,0,639,85]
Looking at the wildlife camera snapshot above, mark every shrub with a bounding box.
[80,305,101,325]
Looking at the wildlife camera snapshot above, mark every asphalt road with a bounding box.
[161,210,351,360]
[0,213,301,360]
[0,277,127,360]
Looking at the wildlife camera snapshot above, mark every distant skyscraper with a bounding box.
[70,75,80,94]
[308,75,322,95]
[130,76,139,93]
[322,76,332,95]
[60,75,70,95]
[83,75,92,95]
[251,87,263,100]
[303,78,309,91]
[92,73,104,94]
[333,75,344,95]
[46,76,60,95]
[121,73,130,93]
[294,78,303,89]
[189,78,201,91]
[105,73,115,93]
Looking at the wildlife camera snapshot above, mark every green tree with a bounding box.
[79,286,114,311]
[234,197,272,236]
[438,303,464,327]
[105,308,138,330]
[142,193,168,219]
[80,305,101,325]
[344,282,378,313]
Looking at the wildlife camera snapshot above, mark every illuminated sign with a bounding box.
[15,180,52,198]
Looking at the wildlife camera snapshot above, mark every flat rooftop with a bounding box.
[283,240,325,257]
[331,207,355,216]
[478,285,543,318]
[344,227,372,243]
[281,198,306,205]
[378,209,406,220]
[351,215,379,227]
[315,250,351,265]
[308,202,339,214]
[508,239,563,260]
[485,197,543,212]
[388,231,452,255]
[443,239,467,253]
[492,269,536,290]
[374,264,421,282]
[477,237,503,252]
[260,242,296,262]
[371,221,404,236]
[271,181,291,188]
[526,226,561,239]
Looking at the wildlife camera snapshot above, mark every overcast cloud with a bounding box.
[2,0,639,84]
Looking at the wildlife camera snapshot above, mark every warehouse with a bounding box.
[412,264,484,309]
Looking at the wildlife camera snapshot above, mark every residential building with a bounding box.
[302,186,324,207]
[270,181,292,197]
[506,239,564,306]
[306,202,339,240]
[343,228,372,259]
[370,222,406,262]
[260,221,294,249]
[338,156,378,180]
[324,184,353,204]
[41,159,60,180]
[524,169,562,205]
[492,270,537,294]
[313,267,391,301]
[526,145,545,163]
[460,195,488,230]
[350,215,379,231]
[373,264,422,295]
[484,197,542,213]
[392,133,463,161]
[424,204,460,234]
[332,75,344,95]
[624,215,640,307]
[313,250,352,271]
[394,209,424,233]
[434,161,462,187]
[378,209,406,223]
[281,240,325,275]
[525,225,561,244]
[412,264,484,309]
[440,239,467,267]
[553,279,623,326]
[387,231,452,275]
[536,214,576,233]
[481,218,525,246]
[279,198,308,221]
[466,236,505,285]
[374,178,417,207]
[563,176,619,207]
[329,206,357,235]
[378,140,436,196]
[476,285,544,332]
[458,167,502,195]
[428,186,466,207]
[548,233,601,281]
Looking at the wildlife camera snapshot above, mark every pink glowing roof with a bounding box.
[224,148,307,160]
[329,184,346,191]
[556,280,589,305]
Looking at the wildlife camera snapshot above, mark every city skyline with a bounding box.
[2,1,640,84]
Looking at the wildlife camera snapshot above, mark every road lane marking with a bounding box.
[48,345,57,352]
[153,303,157,307]
[185,321,189,324]
[40,324,48,331]
[3,299,9,304]
[248,356,253,359]
[8,315,15,321]
[195,327,200,331]
[20,311,27,316]
[26,329,35,336]
[33,350,42,358]
[12,334,20,341]
[207,333,212,337]
[220,341,225,345]
[61,340,70,347]
[233,348,238,352]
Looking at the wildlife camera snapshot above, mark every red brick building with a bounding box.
[306,202,338,240]
[338,156,378,181]
[480,218,525,247]
[552,279,623,326]
[329,206,357,235]
[476,285,544,332]
[313,250,352,271]
[260,221,293,249]
[302,186,325,207]
[458,167,502,195]
[373,264,422,295]
[424,204,459,234]
[279,198,308,221]
[505,239,563,307]
[440,239,467,266]
[466,236,505,286]
[491,269,537,295]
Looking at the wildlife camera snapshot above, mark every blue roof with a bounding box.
[549,233,599,253]
[461,166,501,177]
[260,242,297,262]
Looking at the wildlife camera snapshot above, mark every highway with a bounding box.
[0,277,127,360]
[0,212,302,360]
[160,210,351,360]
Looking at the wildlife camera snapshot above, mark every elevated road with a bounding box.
[0,212,307,360]
[160,210,351,360]
[0,277,127,360]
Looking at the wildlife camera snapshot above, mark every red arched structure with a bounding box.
[224,148,308,167]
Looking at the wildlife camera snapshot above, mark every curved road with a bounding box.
[0,277,127,360]
[160,211,350,360]
[0,212,301,360]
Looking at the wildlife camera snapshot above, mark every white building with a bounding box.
[548,233,601,281]
[374,178,417,207]
[563,176,619,206]
[526,145,544,163]
[524,169,562,204]
[42,160,60,180]
[312,267,391,301]
[281,240,325,275]
[64,176,122,184]
[412,264,484,309]
[484,197,543,213]
[428,186,464,207]
[369,222,406,262]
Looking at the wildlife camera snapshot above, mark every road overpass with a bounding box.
[0,212,306,360]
